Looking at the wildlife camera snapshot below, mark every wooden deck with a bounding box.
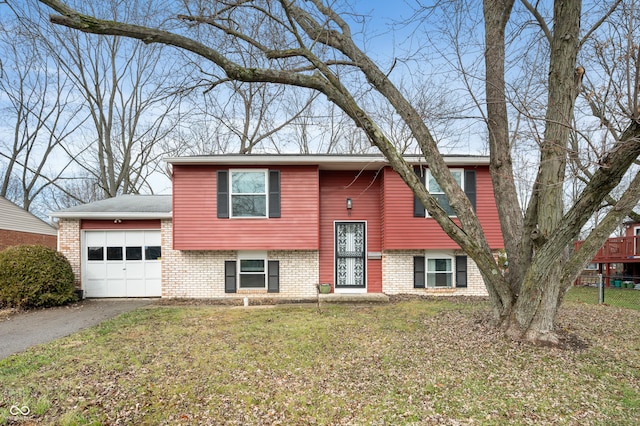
[575,236,640,263]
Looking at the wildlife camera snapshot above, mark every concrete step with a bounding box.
[318,293,389,303]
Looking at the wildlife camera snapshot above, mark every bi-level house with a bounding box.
[52,155,504,299]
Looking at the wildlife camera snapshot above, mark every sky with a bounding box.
[0,0,485,208]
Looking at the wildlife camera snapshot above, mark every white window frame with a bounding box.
[425,252,454,288]
[238,251,268,289]
[426,169,464,218]
[229,169,269,218]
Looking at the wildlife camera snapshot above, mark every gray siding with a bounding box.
[0,197,57,236]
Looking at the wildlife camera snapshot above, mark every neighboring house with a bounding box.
[0,196,57,251]
[51,155,504,299]
[576,220,640,285]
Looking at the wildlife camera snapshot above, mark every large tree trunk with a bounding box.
[481,0,582,345]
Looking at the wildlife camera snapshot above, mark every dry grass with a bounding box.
[1,298,639,425]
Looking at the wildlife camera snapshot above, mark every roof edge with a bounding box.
[51,212,172,220]
[165,154,490,167]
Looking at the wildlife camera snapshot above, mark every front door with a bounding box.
[335,221,366,290]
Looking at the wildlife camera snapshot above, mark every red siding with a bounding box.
[318,170,383,293]
[0,229,57,251]
[382,166,503,250]
[81,219,161,230]
[172,164,319,250]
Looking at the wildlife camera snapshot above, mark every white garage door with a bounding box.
[83,230,161,297]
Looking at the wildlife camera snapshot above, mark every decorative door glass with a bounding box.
[335,222,366,288]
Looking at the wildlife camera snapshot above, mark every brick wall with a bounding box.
[0,229,57,251]
[57,219,81,287]
[269,250,319,298]
[161,219,319,298]
[382,249,489,296]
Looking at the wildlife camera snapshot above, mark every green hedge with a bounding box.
[0,245,77,308]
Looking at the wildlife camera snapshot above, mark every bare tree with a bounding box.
[569,0,640,224]
[35,0,640,345]
[0,17,82,216]
[29,0,186,199]
[180,80,318,154]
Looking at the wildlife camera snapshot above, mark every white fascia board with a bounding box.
[165,155,490,169]
[51,212,172,220]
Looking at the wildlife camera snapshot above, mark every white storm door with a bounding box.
[334,222,366,290]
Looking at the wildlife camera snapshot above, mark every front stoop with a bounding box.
[318,293,389,303]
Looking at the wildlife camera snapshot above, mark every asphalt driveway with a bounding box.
[0,299,154,360]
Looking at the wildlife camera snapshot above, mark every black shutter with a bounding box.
[456,256,468,288]
[413,166,426,217]
[464,170,476,211]
[414,256,425,288]
[268,260,279,293]
[225,260,236,293]
[269,170,281,218]
[217,170,229,218]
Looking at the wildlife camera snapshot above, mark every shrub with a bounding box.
[0,245,77,309]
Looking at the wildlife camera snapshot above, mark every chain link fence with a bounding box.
[573,273,640,309]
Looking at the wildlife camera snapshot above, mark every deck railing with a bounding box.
[574,236,640,263]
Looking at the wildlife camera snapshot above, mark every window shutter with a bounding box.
[414,256,425,288]
[268,260,279,293]
[224,260,236,293]
[456,256,468,288]
[217,170,229,218]
[269,170,281,218]
[464,170,476,211]
[413,167,426,217]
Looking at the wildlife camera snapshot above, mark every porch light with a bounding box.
[346,198,352,210]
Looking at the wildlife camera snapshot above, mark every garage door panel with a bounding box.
[125,231,146,246]
[85,262,107,279]
[84,279,107,298]
[146,278,161,296]
[126,280,146,297]
[86,232,105,246]
[107,279,127,298]
[144,230,160,245]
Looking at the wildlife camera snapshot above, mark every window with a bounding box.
[225,257,280,293]
[414,254,467,289]
[413,168,476,217]
[426,256,453,288]
[87,247,104,261]
[240,259,266,288]
[145,246,162,260]
[218,170,280,218]
[106,246,123,261]
[427,169,463,217]
[231,170,267,217]
[126,246,143,260]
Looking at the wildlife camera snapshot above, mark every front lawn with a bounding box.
[1,298,639,425]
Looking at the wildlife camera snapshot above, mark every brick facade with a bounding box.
[382,250,488,296]
[0,229,57,251]
[55,218,489,299]
[57,219,82,288]
[161,219,319,299]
